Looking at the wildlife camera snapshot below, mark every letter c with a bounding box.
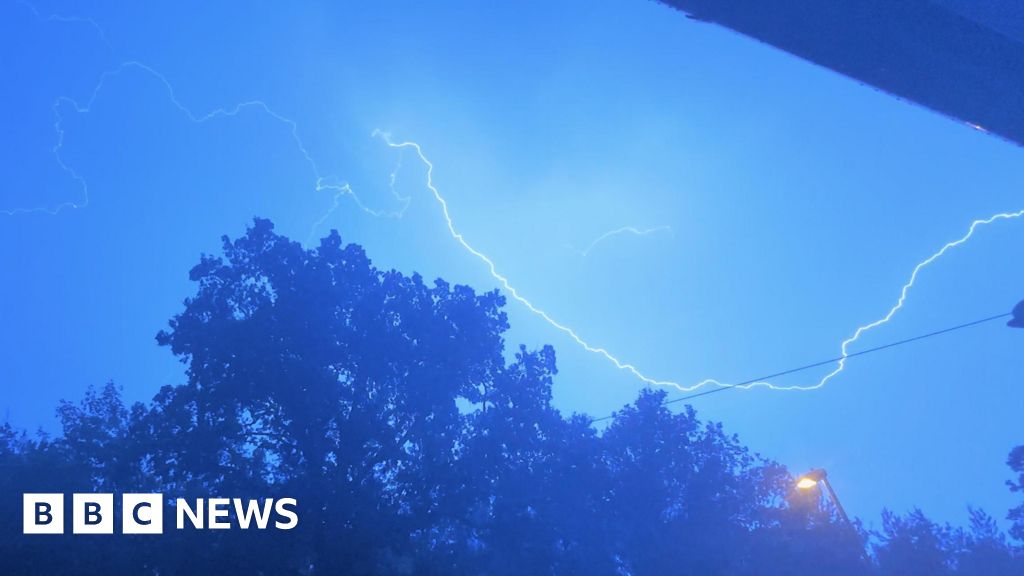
[133,502,152,526]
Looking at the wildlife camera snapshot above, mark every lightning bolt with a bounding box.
[3,7,397,225]
[568,225,673,257]
[16,1,1021,397]
[3,58,402,226]
[381,133,1022,394]
[5,60,301,216]
[15,0,113,51]
[794,209,1024,391]
[4,1,111,215]
[306,157,410,244]
[377,131,687,389]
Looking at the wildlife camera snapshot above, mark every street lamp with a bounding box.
[796,476,818,490]
[796,468,850,524]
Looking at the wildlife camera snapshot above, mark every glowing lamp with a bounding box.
[796,477,819,490]
[795,468,850,524]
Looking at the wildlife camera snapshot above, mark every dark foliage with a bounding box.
[2,219,1022,575]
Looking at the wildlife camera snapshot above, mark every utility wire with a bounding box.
[590,311,1012,424]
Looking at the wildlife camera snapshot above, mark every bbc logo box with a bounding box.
[22,494,63,534]
[23,493,164,535]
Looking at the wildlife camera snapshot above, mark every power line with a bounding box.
[590,311,1012,424]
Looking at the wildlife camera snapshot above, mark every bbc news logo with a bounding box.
[23,494,298,534]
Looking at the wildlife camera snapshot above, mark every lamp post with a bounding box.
[796,468,850,524]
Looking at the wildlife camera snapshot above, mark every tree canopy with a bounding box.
[2,218,1022,575]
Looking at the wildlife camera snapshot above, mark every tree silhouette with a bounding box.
[2,218,1022,575]
[1010,445,1024,542]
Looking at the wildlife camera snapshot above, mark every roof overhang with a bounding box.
[659,0,1024,146]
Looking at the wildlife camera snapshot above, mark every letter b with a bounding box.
[23,494,64,534]
[73,493,113,534]
[37,502,53,525]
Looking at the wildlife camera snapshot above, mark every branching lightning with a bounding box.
[306,157,410,244]
[5,57,402,224]
[380,133,1023,393]
[376,131,692,389]
[15,0,113,51]
[16,1,1023,397]
[6,2,398,224]
[568,225,673,257]
[8,63,297,215]
[3,2,107,216]
[795,209,1024,391]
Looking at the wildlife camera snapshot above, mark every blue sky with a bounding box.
[4,0,1024,530]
